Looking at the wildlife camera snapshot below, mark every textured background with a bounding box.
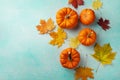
[0,0,120,80]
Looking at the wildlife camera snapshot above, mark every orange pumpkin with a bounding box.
[60,48,80,69]
[80,9,95,25]
[78,28,96,46]
[56,7,78,29]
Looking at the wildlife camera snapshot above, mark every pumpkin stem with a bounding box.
[65,14,70,19]
[87,31,93,38]
[68,52,72,61]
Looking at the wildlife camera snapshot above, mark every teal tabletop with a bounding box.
[0,0,120,80]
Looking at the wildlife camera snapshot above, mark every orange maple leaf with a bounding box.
[75,67,94,80]
[36,18,55,34]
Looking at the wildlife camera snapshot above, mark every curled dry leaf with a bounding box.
[75,66,94,80]
[69,36,80,48]
[36,18,55,34]
[68,0,84,9]
[92,0,102,10]
[92,43,116,65]
[49,27,67,47]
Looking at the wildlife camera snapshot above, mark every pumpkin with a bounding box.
[60,48,80,69]
[80,9,95,25]
[78,28,96,46]
[56,7,78,29]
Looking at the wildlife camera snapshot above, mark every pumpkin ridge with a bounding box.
[78,28,96,46]
[80,9,95,25]
[60,48,80,69]
[56,7,78,29]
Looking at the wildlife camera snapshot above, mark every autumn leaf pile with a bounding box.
[35,0,116,80]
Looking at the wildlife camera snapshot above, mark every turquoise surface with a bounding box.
[0,0,120,80]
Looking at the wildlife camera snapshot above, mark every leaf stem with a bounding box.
[84,54,88,68]
[96,62,101,73]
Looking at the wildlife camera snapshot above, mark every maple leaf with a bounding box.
[36,18,55,34]
[97,18,111,31]
[75,66,94,80]
[68,0,84,9]
[69,36,80,48]
[92,0,102,10]
[92,43,116,65]
[49,27,67,47]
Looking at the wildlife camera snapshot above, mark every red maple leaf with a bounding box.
[68,0,84,9]
[97,18,111,31]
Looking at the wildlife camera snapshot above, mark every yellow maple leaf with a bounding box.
[36,18,55,34]
[75,67,94,80]
[49,27,67,47]
[92,43,116,65]
[92,0,102,10]
[69,36,80,48]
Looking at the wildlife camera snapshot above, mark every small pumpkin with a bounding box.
[80,8,95,25]
[60,48,80,69]
[78,28,96,46]
[56,7,78,29]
